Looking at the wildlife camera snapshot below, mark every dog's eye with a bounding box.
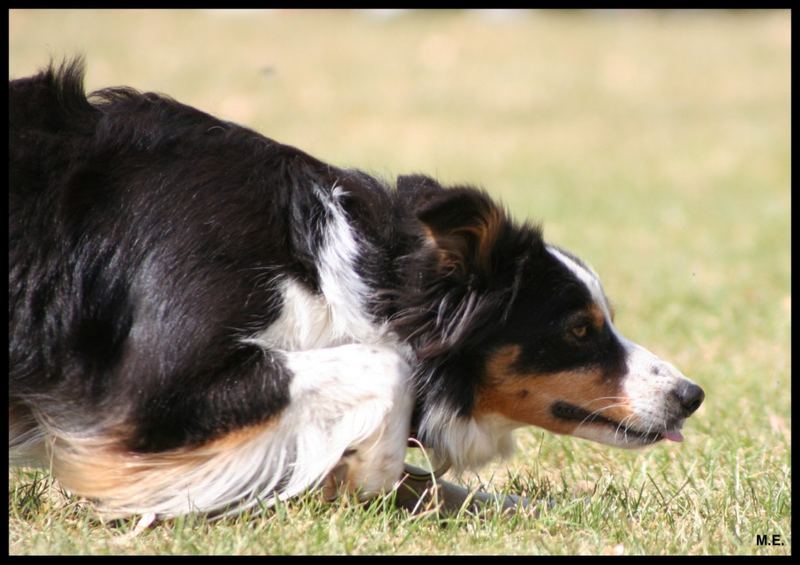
[570,324,588,339]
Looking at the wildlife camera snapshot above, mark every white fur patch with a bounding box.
[618,338,693,432]
[417,406,518,472]
[248,278,344,351]
[247,184,399,353]
[547,245,612,318]
[198,343,411,514]
[44,344,413,517]
[314,184,387,344]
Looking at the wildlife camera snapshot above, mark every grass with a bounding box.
[8,9,791,555]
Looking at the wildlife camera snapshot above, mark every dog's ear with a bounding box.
[397,174,444,208]
[415,186,505,277]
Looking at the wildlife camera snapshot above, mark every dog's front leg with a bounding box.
[282,343,414,501]
[393,464,530,515]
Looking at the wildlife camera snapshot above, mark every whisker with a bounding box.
[576,403,628,428]
[614,414,636,443]
[644,421,656,441]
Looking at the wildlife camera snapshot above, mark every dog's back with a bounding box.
[10,60,305,446]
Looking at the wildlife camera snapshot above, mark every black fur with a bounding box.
[9,59,628,456]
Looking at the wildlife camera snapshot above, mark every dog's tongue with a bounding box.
[662,430,684,442]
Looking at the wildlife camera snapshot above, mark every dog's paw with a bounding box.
[392,464,539,517]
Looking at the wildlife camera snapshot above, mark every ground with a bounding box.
[8,8,791,555]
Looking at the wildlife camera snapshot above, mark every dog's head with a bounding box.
[476,242,704,449]
[397,176,703,462]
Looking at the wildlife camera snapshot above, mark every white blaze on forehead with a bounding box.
[546,245,612,318]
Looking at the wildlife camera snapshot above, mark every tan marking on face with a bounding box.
[587,303,605,329]
[421,224,436,246]
[475,345,636,436]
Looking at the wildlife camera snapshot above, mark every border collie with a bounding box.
[9,60,704,518]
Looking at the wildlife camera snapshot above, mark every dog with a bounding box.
[9,59,704,518]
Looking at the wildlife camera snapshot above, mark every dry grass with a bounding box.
[9,9,791,555]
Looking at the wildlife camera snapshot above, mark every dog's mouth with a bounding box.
[550,401,682,445]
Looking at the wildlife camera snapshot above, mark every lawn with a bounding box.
[8,9,791,555]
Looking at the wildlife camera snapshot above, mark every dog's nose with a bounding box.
[671,382,705,417]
